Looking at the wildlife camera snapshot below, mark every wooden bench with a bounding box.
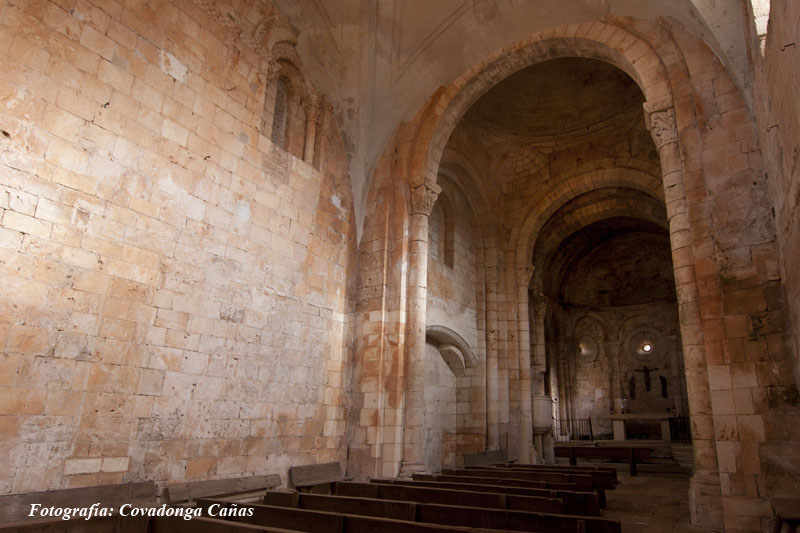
[150,515,300,532]
[414,473,579,491]
[288,462,351,493]
[441,468,595,492]
[498,462,619,479]
[331,481,564,514]
[202,496,621,533]
[165,474,282,505]
[462,449,514,467]
[554,446,651,476]
[197,498,520,533]
[0,481,156,525]
[451,466,612,507]
[482,465,619,490]
[380,478,600,515]
[771,498,800,533]
[0,516,138,532]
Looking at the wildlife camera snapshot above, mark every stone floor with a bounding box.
[603,468,707,532]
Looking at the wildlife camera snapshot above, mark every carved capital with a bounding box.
[266,58,282,82]
[517,264,535,290]
[532,294,548,317]
[485,265,500,293]
[302,90,322,122]
[409,182,442,216]
[645,107,678,149]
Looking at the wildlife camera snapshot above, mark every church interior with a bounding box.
[1,0,799,531]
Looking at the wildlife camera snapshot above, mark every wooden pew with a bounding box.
[263,490,417,521]
[149,515,301,532]
[195,499,517,533]
[0,482,156,525]
[414,473,578,491]
[203,496,621,533]
[462,450,514,467]
[288,462,351,493]
[166,475,282,505]
[0,515,143,532]
[472,465,619,491]
[377,478,600,516]
[441,468,595,492]
[471,465,618,488]
[330,482,564,514]
[554,446,651,476]
[495,462,619,482]
[459,466,615,508]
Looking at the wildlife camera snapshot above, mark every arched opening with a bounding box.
[271,76,290,148]
[429,55,693,461]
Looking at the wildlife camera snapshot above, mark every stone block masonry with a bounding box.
[0,0,356,494]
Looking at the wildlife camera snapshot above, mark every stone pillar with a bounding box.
[645,101,722,530]
[516,264,535,463]
[301,91,321,163]
[399,181,441,476]
[531,294,549,461]
[485,263,501,450]
[531,295,548,395]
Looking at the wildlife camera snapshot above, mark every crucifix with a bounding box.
[634,365,659,392]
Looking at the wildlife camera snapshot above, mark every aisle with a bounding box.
[603,471,706,532]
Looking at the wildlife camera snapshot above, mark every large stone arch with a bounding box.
[355,13,792,529]
[385,19,728,524]
[510,168,665,263]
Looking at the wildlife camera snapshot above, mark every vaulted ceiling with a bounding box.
[272,0,750,233]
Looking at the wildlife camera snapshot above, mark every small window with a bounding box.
[271,76,289,148]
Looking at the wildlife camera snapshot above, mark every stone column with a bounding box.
[301,90,321,163]
[644,100,721,529]
[399,181,441,476]
[516,264,535,463]
[531,294,550,461]
[531,295,548,395]
[484,263,501,450]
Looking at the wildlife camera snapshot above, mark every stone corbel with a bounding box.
[409,182,442,216]
[426,325,477,377]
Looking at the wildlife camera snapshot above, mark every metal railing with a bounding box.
[554,418,594,442]
[669,416,692,443]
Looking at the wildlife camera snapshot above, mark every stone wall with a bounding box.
[0,0,355,494]
[746,0,800,391]
[426,181,478,354]
[422,343,456,471]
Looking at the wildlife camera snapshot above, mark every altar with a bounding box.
[607,413,672,441]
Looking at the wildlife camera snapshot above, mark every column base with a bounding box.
[689,471,724,531]
[398,461,427,478]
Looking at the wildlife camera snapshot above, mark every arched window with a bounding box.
[271,76,289,148]
[264,61,307,159]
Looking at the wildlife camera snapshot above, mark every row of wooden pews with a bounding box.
[1,457,624,532]
[188,459,623,532]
